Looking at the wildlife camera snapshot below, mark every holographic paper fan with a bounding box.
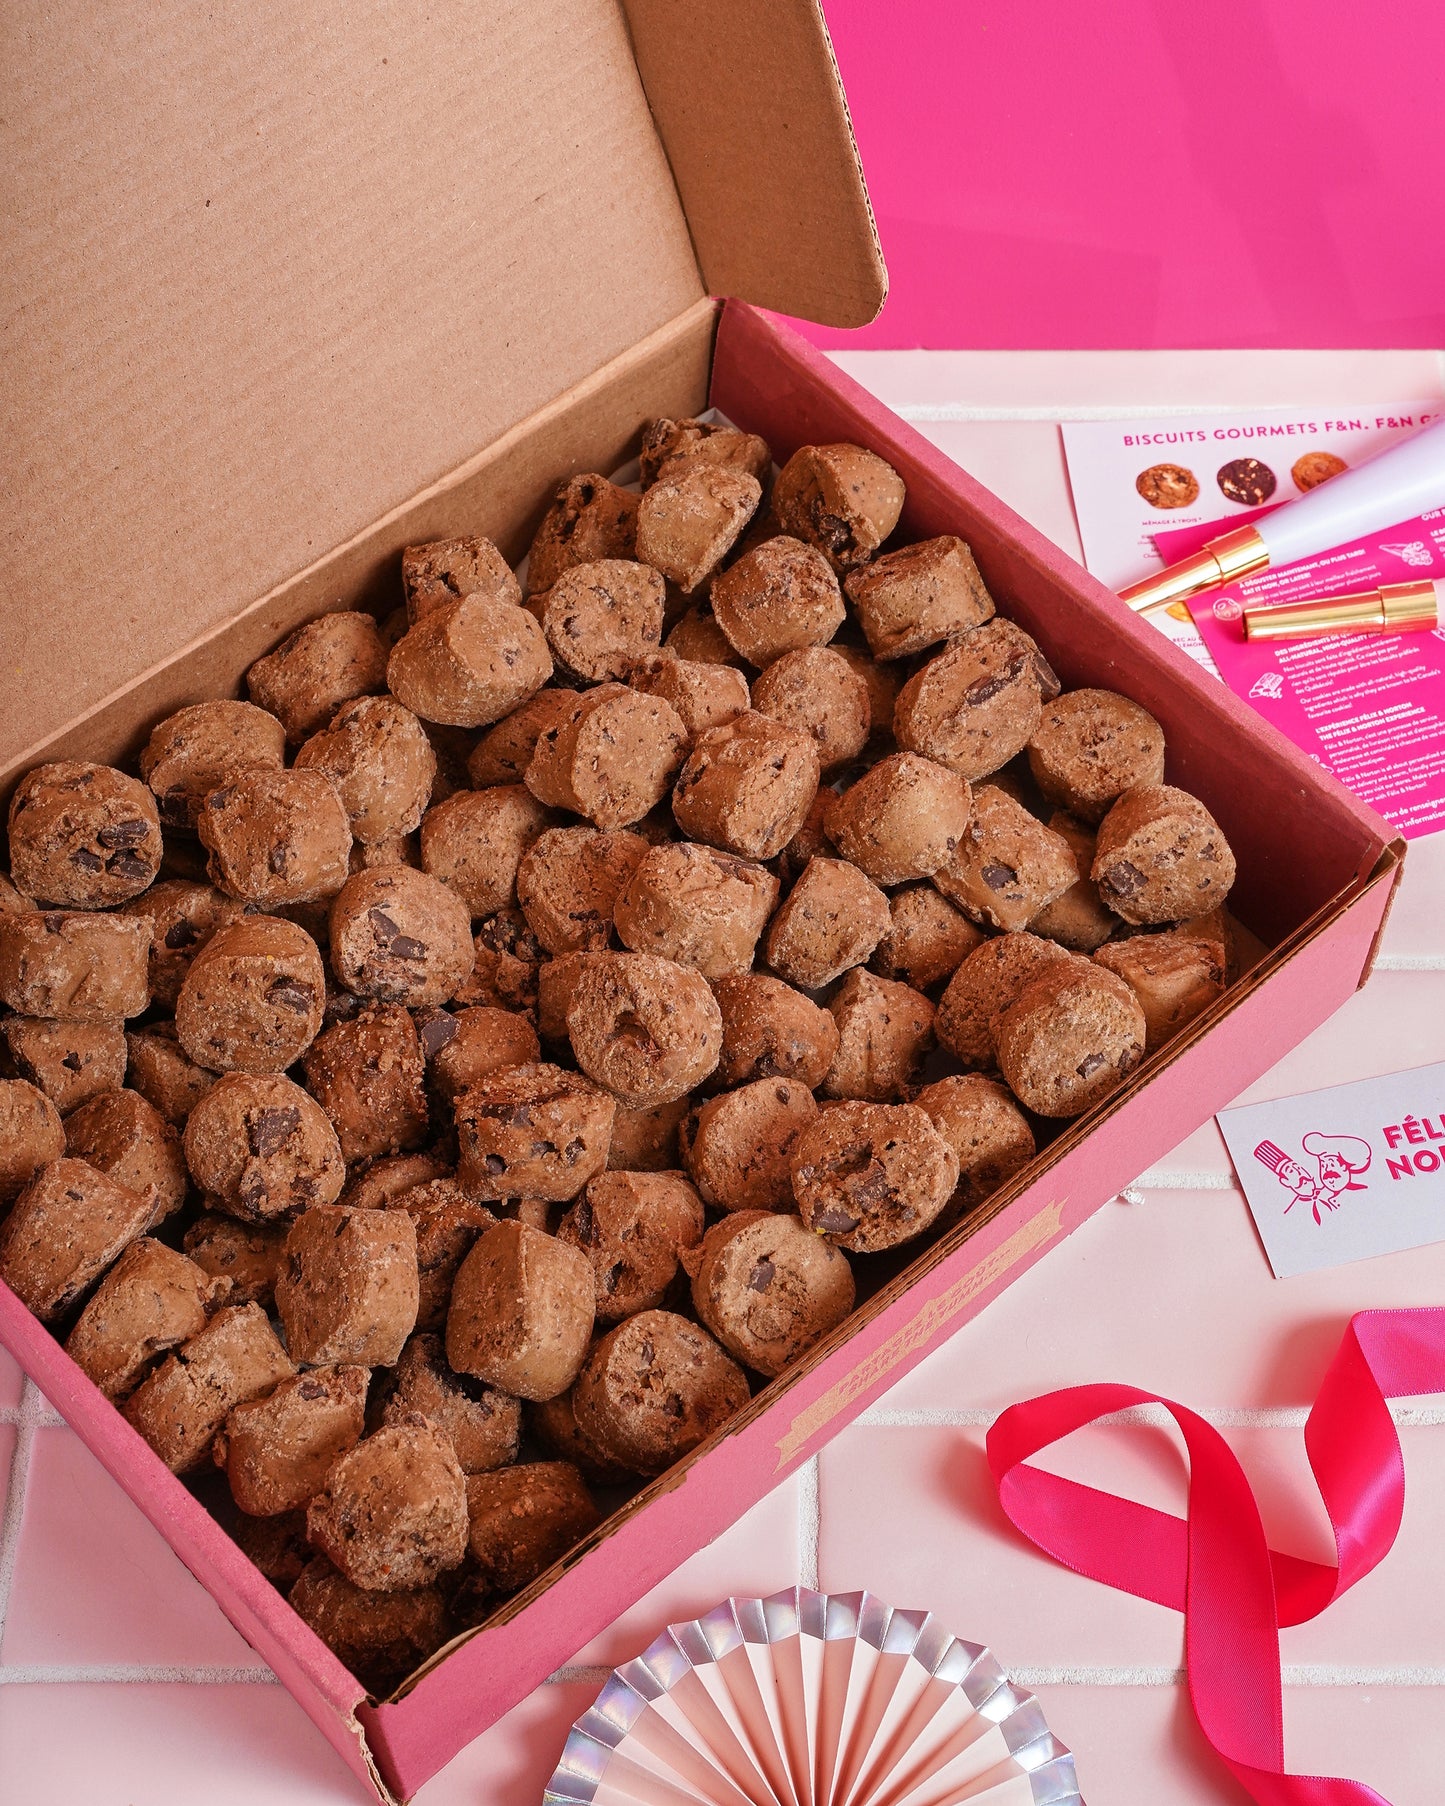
[545,1590,1080,1806]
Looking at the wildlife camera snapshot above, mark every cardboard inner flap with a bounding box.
[1,0,883,768]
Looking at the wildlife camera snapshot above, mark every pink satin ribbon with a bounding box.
[986,1308,1445,1803]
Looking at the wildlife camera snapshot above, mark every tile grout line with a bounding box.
[858,1402,1445,1428]
[0,1380,48,1657]
[797,1454,821,1593]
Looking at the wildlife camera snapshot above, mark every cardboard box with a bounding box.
[1,4,1402,1800]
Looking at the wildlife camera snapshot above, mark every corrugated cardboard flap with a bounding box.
[0,0,882,767]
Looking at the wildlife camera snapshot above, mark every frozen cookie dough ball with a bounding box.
[935,931,1076,1070]
[183,1213,289,1308]
[387,593,552,729]
[711,973,840,1091]
[635,462,760,593]
[447,1220,595,1401]
[538,559,665,681]
[1028,812,1117,954]
[765,857,889,992]
[454,1062,615,1201]
[402,533,518,623]
[750,646,870,774]
[565,952,722,1108]
[895,621,1058,781]
[710,536,845,665]
[302,1004,428,1163]
[307,1415,468,1591]
[0,1157,152,1322]
[7,761,162,907]
[614,841,778,980]
[125,1025,216,1126]
[247,611,389,743]
[0,1078,64,1204]
[1092,784,1237,924]
[844,535,995,660]
[140,701,288,831]
[683,1078,817,1214]
[0,909,151,1020]
[175,915,325,1074]
[465,1462,601,1594]
[556,1169,705,1321]
[288,1556,448,1691]
[933,784,1078,933]
[65,1239,216,1401]
[516,825,647,956]
[421,1004,541,1103]
[1093,918,1228,1050]
[4,1016,128,1114]
[123,1303,295,1473]
[791,1101,959,1254]
[525,684,687,832]
[294,697,437,844]
[121,880,247,1010]
[184,1072,344,1222]
[527,474,639,595]
[825,753,973,886]
[65,1088,188,1227]
[639,417,771,489]
[275,1204,419,1365]
[772,443,905,573]
[689,1212,854,1377]
[329,865,474,1007]
[996,963,1146,1117]
[420,785,557,920]
[870,885,986,992]
[1027,689,1166,825]
[573,1310,750,1474]
[198,769,352,906]
[383,1333,521,1474]
[626,653,749,742]
[672,711,820,862]
[822,970,935,1103]
[217,1364,369,1517]
[467,688,579,788]
[915,1073,1037,1210]
[388,1179,496,1332]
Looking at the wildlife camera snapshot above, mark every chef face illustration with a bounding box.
[1253,1133,1370,1225]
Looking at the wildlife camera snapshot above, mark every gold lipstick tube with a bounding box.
[1243,579,1440,643]
[1117,525,1270,616]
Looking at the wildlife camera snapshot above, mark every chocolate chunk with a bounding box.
[106,850,152,879]
[746,1257,776,1294]
[812,1205,861,1235]
[267,976,316,1013]
[96,819,151,848]
[71,847,104,871]
[164,919,201,951]
[981,861,1018,892]
[1101,860,1146,897]
[267,844,288,875]
[1075,1052,1106,1079]
[248,1106,301,1158]
[415,1008,457,1056]
[390,934,427,962]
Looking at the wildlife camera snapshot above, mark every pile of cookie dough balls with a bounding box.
[0,415,1242,1692]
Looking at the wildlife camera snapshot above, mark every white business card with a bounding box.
[1217,1061,1445,1277]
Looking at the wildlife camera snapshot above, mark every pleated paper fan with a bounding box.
[545,1590,1081,1806]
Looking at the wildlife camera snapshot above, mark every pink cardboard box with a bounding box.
[2,8,1402,1802]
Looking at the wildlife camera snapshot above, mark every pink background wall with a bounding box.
[810,0,1445,350]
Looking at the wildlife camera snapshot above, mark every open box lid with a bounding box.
[1,0,884,770]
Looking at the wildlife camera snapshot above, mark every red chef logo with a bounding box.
[1254,1133,1371,1225]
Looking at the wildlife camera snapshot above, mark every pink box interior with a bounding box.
[0,301,1401,1802]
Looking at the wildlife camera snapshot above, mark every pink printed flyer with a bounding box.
[1171,507,1445,839]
